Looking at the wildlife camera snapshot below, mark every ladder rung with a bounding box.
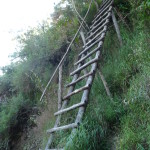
[54,102,86,116]
[86,20,109,41]
[87,20,109,40]
[93,0,111,22]
[99,0,110,9]
[98,0,110,12]
[90,6,112,31]
[63,85,89,100]
[91,5,112,29]
[89,12,111,35]
[79,33,105,57]
[99,0,111,12]
[70,57,99,76]
[66,71,93,87]
[89,12,108,34]
[92,1,113,23]
[98,0,111,13]
[47,123,78,133]
[84,27,106,49]
[76,42,103,66]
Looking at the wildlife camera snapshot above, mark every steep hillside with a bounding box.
[0,0,150,149]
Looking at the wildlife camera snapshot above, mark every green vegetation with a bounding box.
[0,0,150,149]
[64,29,150,150]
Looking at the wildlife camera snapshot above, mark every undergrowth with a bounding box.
[0,0,149,149]
[0,94,33,149]
[59,28,150,150]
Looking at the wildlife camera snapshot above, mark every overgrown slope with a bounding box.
[0,0,150,149]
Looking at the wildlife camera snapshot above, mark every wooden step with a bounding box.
[88,6,112,29]
[63,85,89,100]
[89,11,109,33]
[93,0,111,18]
[84,26,107,48]
[98,0,110,10]
[73,60,101,130]
[86,20,109,41]
[97,0,111,15]
[76,42,103,66]
[54,102,86,116]
[70,57,98,76]
[66,71,93,87]
[93,0,110,21]
[92,1,113,23]
[99,0,111,12]
[47,123,78,133]
[79,33,105,57]
[90,0,111,24]
[87,13,110,39]
[89,12,111,34]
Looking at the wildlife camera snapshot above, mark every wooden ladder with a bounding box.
[45,0,115,149]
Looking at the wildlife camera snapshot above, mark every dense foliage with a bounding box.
[0,0,149,149]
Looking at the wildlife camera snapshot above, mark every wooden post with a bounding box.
[112,10,123,47]
[98,66,112,100]
[80,29,89,74]
[58,65,63,110]
[80,29,86,46]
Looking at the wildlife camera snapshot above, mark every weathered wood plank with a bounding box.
[97,0,110,15]
[66,71,93,87]
[93,0,111,21]
[90,8,110,31]
[63,85,89,100]
[47,123,78,133]
[86,20,109,41]
[92,3,112,27]
[70,57,99,76]
[79,33,105,57]
[84,27,107,48]
[76,42,103,66]
[54,102,86,116]
[98,0,111,13]
[74,45,102,125]
[92,0,113,23]
[80,29,86,46]
[89,12,111,35]
[66,44,102,148]
[90,6,112,30]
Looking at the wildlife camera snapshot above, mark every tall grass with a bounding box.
[0,94,32,149]
[58,27,150,149]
